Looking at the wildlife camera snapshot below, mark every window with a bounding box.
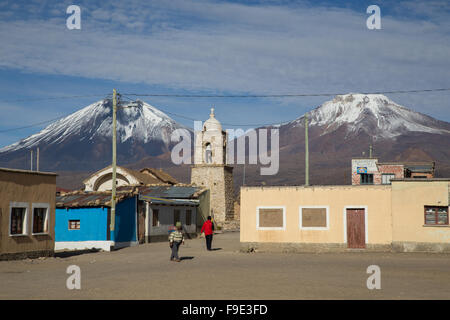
[300,207,329,230]
[382,174,395,185]
[186,209,192,225]
[360,173,373,184]
[174,209,180,225]
[10,205,27,235]
[424,206,449,225]
[257,207,285,230]
[205,143,212,163]
[32,207,48,234]
[152,209,159,227]
[69,220,80,230]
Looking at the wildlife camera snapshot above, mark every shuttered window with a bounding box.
[301,207,328,228]
[257,207,284,229]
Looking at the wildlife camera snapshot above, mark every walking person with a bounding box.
[200,216,214,251]
[169,222,184,262]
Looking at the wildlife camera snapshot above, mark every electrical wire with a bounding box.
[122,88,450,98]
[0,95,110,133]
[0,94,109,103]
[1,87,450,133]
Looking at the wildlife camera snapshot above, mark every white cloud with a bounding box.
[0,0,449,117]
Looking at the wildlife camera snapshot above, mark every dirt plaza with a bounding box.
[0,232,449,300]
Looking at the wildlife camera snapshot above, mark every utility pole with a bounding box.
[305,113,309,186]
[30,150,33,171]
[369,144,373,158]
[36,147,40,171]
[243,162,246,186]
[111,89,117,233]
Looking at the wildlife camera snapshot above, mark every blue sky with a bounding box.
[0,0,449,148]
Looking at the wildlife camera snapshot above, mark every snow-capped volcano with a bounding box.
[0,99,190,171]
[290,93,450,139]
[0,99,186,153]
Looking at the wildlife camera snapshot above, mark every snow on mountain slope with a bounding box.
[290,94,450,139]
[0,99,188,153]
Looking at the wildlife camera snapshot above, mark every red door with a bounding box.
[346,209,365,248]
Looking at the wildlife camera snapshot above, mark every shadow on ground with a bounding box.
[54,249,101,259]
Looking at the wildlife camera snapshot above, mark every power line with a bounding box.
[0,94,109,103]
[0,115,69,133]
[2,87,450,134]
[0,96,110,133]
[120,94,283,126]
[122,88,450,98]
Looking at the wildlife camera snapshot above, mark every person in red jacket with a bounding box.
[200,216,214,251]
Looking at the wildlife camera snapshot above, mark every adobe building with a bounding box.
[351,158,435,185]
[191,108,234,225]
[240,179,450,253]
[0,167,57,260]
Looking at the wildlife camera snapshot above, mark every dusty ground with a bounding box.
[0,232,449,299]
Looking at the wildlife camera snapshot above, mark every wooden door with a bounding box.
[346,209,365,248]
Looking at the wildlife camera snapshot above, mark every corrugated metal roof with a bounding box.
[138,185,203,199]
[56,185,206,208]
[56,191,135,208]
[140,196,199,206]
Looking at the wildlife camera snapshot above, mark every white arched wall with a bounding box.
[84,167,140,191]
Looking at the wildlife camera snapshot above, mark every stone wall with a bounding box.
[191,165,234,224]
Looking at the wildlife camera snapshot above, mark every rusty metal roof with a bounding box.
[56,185,206,208]
[138,185,202,199]
[56,190,136,208]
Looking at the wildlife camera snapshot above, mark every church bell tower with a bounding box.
[191,108,234,224]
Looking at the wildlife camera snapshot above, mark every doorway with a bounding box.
[346,208,366,248]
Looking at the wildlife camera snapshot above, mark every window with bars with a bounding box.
[10,207,27,235]
[69,220,80,230]
[424,206,449,225]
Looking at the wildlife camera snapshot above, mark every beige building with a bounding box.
[0,168,57,260]
[240,179,450,253]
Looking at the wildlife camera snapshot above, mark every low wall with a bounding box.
[240,242,391,253]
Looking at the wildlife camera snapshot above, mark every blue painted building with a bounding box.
[55,192,138,251]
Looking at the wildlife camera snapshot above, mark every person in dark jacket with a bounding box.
[200,216,214,251]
